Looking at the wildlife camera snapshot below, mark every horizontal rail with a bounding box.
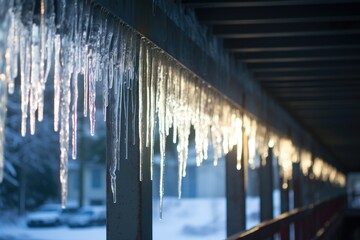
[227,195,346,240]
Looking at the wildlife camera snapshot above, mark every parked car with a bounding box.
[26,204,62,227]
[67,206,106,228]
[59,206,79,225]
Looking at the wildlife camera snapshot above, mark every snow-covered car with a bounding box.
[59,206,79,225]
[67,206,106,228]
[26,204,62,227]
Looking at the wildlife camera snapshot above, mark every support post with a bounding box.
[260,147,274,222]
[226,144,246,236]
[280,177,290,240]
[106,80,152,239]
[292,162,302,240]
[293,162,301,209]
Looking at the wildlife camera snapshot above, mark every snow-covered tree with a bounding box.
[0,81,59,212]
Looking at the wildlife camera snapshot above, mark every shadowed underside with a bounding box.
[183,0,360,172]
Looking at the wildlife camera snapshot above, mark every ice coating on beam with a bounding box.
[138,43,256,216]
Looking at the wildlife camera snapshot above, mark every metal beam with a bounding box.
[218,30,360,39]
[257,75,360,81]
[183,0,360,8]
[254,67,360,78]
[244,56,360,63]
[195,3,360,25]
[232,45,360,53]
[268,93,360,101]
[213,21,360,38]
[272,95,360,102]
[260,81,360,89]
[268,86,360,92]
[236,48,360,61]
[247,59,360,70]
[285,100,360,107]
[225,35,360,50]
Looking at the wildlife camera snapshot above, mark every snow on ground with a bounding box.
[153,195,270,239]
[0,225,105,240]
[0,213,105,240]
[0,193,280,240]
[153,197,226,240]
[153,191,280,239]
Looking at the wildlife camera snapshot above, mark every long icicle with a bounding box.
[138,38,145,182]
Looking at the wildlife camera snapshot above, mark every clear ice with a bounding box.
[0,0,346,210]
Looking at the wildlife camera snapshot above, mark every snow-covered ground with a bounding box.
[0,209,105,240]
[153,197,226,240]
[0,224,105,240]
[0,193,280,240]
[153,191,280,240]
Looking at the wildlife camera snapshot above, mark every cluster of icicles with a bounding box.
[0,0,346,213]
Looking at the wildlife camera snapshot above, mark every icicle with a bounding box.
[19,30,29,137]
[130,37,138,147]
[138,38,145,181]
[236,117,243,170]
[157,58,167,219]
[124,76,129,159]
[71,72,78,160]
[88,52,96,136]
[70,0,80,160]
[110,82,118,203]
[83,49,89,117]
[145,44,151,147]
[59,33,73,208]
[54,34,61,132]
[44,0,55,84]
[40,0,45,90]
[101,16,112,122]
[30,23,40,133]
[116,67,124,170]
[0,74,7,183]
[149,50,158,181]
[248,120,257,168]
[6,7,19,95]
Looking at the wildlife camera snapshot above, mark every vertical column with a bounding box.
[260,147,274,222]
[292,162,303,240]
[293,162,301,208]
[106,78,152,239]
[226,144,246,236]
[280,176,290,240]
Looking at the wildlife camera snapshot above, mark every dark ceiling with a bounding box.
[182,0,360,172]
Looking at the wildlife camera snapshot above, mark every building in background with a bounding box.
[68,161,106,206]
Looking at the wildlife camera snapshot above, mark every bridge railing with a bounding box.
[227,195,346,240]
